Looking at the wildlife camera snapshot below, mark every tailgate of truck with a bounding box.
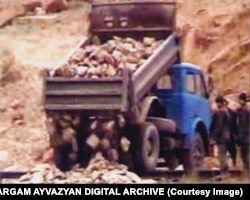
[44,75,129,113]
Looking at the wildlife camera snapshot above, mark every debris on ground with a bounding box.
[1,153,142,183]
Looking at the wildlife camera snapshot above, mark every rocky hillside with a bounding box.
[177,0,250,96]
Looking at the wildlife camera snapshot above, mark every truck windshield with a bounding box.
[156,75,173,90]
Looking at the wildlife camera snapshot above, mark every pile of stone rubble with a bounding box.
[1,153,142,183]
[48,36,163,78]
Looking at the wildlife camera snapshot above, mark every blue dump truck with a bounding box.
[44,1,213,173]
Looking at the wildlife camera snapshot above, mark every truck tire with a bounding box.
[182,133,205,173]
[54,145,71,172]
[131,122,160,172]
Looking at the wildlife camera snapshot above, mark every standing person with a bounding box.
[236,92,250,174]
[223,99,237,167]
[210,95,231,174]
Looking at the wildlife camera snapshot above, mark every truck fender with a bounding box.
[182,117,209,153]
[138,96,163,122]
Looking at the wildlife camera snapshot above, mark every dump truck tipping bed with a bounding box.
[132,33,179,103]
[44,1,179,114]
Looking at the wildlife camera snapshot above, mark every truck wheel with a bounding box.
[183,133,205,172]
[54,145,71,172]
[131,123,159,172]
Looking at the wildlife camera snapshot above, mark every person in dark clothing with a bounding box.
[210,95,231,173]
[236,92,250,173]
[223,99,237,166]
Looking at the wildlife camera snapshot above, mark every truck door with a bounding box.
[194,73,211,131]
[154,71,182,126]
[155,74,175,119]
[183,71,199,132]
[184,70,211,133]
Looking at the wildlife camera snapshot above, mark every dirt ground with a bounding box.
[0,0,91,171]
[0,0,249,183]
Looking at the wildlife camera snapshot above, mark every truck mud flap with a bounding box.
[147,117,176,133]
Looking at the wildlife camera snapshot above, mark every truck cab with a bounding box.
[154,62,212,170]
